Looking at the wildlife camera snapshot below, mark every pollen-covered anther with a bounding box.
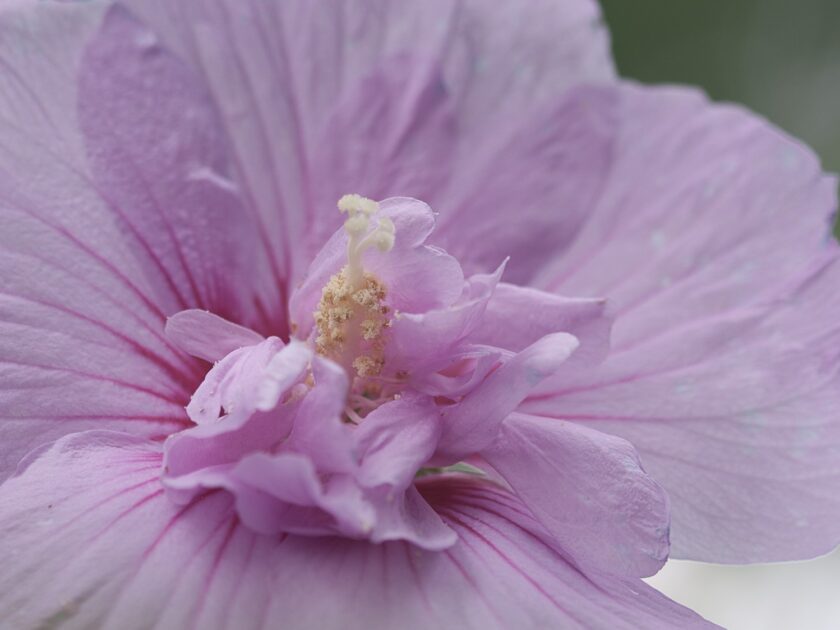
[353,355,385,378]
[314,195,395,380]
[315,269,390,377]
[360,319,384,340]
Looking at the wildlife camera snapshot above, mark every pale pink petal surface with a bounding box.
[524,84,840,562]
[166,310,264,363]
[121,0,616,284]
[483,413,670,577]
[0,3,255,478]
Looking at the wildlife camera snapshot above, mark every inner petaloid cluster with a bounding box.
[314,195,395,386]
[161,193,599,556]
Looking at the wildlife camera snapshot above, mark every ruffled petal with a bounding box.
[230,451,375,538]
[470,282,612,362]
[0,434,715,630]
[286,356,356,474]
[410,346,506,399]
[0,3,257,479]
[183,347,251,425]
[388,262,505,371]
[437,332,580,460]
[482,413,670,577]
[255,340,313,411]
[181,337,298,426]
[368,484,458,550]
[165,310,264,363]
[368,198,465,312]
[165,340,309,481]
[355,395,441,490]
[526,83,840,563]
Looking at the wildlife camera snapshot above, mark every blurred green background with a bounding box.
[601,0,840,185]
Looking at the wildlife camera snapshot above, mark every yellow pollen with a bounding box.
[314,195,394,379]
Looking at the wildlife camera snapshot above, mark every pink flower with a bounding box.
[0,1,838,628]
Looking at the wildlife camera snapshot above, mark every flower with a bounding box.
[0,1,838,628]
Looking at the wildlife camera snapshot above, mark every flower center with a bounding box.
[314,195,398,421]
